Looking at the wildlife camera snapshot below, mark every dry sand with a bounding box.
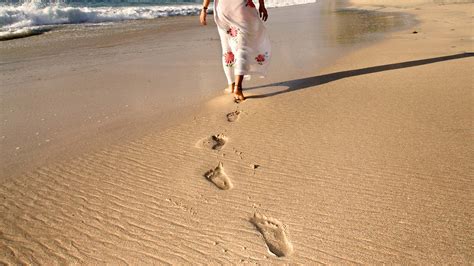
[1,0,473,264]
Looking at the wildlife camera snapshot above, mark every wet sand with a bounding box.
[1,0,473,264]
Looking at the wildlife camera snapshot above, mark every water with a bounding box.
[0,0,317,40]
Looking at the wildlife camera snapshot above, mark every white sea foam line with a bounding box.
[0,0,317,37]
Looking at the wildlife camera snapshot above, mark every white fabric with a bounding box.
[213,0,272,84]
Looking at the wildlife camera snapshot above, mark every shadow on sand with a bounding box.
[246,52,474,99]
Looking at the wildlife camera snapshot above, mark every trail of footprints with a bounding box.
[197,107,294,258]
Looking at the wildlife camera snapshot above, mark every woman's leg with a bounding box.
[223,65,235,93]
[234,74,245,101]
[217,28,235,91]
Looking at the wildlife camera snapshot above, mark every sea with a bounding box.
[0,0,317,40]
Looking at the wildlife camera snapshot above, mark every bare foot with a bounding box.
[224,83,235,94]
[233,86,246,102]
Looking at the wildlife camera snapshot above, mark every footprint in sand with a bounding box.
[199,134,227,151]
[250,212,293,257]
[226,110,240,122]
[204,162,233,190]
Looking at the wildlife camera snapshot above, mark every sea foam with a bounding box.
[0,0,317,40]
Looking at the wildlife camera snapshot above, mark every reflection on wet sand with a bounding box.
[321,0,414,45]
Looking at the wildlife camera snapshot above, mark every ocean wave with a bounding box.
[266,0,318,7]
[0,0,316,40]
[0,2,203,37]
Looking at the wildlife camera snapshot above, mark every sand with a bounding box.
[1,0,473,264]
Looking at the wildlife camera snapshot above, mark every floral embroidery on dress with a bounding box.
[227,26,239,38]
[255,52,269,65]
[246,0,256,8]
[226,26,242,48]
[224,51,235,67]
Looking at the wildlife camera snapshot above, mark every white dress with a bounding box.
[213,0,271,83]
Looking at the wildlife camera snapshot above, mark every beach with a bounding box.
[1,0,473,263]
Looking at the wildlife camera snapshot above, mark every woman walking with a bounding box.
[200,0,271,101]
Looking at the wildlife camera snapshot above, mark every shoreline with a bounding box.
[1,0,473,263]
[0,0,320,41]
